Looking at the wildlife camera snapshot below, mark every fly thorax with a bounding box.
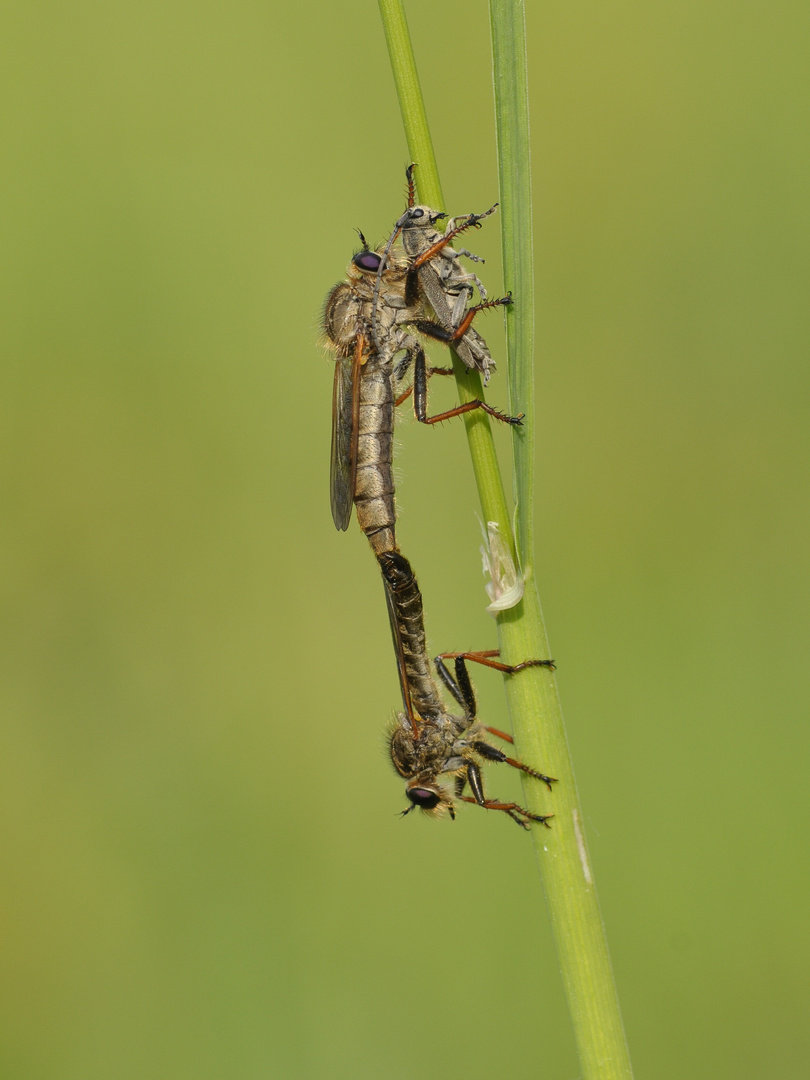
[389,716,419,779]
[322,283,360,355]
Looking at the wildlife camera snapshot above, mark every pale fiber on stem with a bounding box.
[379,1,634,1076]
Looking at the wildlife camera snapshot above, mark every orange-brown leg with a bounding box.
[458,796,554,829]
[437,649,555,673]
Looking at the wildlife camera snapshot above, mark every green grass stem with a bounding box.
[490,6,633,1075]
[378,1,635,1077]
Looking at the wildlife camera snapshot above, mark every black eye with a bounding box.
[354,251,382,272]
[411,208,424,219]
[407,787,440,809]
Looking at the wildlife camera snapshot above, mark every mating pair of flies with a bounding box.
[323,166,556,829]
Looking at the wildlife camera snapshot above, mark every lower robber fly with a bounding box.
[378,549,557,829]
[323,236,520,555]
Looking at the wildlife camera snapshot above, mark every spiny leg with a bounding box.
[405,163,418,207]
[482,725,513,744]
[437,651,557,789]
[455,769,553,829]
[392,298,522,423]
[440,294,513,343]
[411,345,522,426]
[434,653,555,719]
[437,649,556,673]
[458,795,554,830]
[434,654,476,716]
[416,397,523,427]
[410,294,513,346]
[411,299,523,424]
[392,342,521,425]
[409,206,499,270]
[471,738,557,791]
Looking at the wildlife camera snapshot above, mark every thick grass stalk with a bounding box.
[378,0,634,1077]
[490,3,634,1077]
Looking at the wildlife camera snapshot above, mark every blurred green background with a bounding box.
[2,1,808,1077]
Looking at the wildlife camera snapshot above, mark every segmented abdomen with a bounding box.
[354,361,396,556]
[378,551,444,720]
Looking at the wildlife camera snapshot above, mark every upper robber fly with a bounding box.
[324,235,521,549]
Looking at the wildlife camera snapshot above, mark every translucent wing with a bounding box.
[330,334,364,531]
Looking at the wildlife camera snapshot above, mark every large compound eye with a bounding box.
[410,208,424,219]
[353,251,382,272]
[407,787,441,810]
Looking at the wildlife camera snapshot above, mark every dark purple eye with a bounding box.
[407,787,440,809]
[354,251,381,272]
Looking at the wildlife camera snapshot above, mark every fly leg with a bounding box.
[471,738,557,792]
[408,206,499,271]
[411,341,523,427]
[437,649,556,674]
[393,349,453,408]
[393,367,454,409]
[411,293,513,347]
[410,295,519,406]
[405,163,417,207]
[446,278,484,327]
[431,223,491,312]
[458,796,554,829]
[437,652,557,790]
[434,653,478,718]
[392,340,521,425]
[455,767,553,829]
[434,650,556,709]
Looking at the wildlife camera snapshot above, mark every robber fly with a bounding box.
[324,235,520,554]
[373,164,505,385]
[378,549,557,829]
